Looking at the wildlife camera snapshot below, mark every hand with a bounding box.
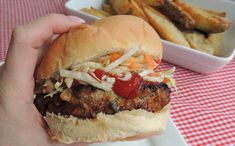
[0,14,87,146]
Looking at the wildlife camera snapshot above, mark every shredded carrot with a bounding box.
[163,77,170,83]
[129,63,140,70]
[121,57,139,70]
[155,58,161,64]
[110,52,121,62]
[149,72,161,77]
[126,57,137,64]
[98,59,104,64]
[144,54,158,68]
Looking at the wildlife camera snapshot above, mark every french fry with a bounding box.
[158,0,195,29]
[143,0,164,7]
[115,0,164,9]
[173,0,231,33]
[205,6,224,56]
[208,33,223,56]
[130,0,149,22]
[81,7,111,18]
[142,3,190,47]
[102,3,116,15]
[80,0,230,57]
[183,31,215,55]
[203,9,226,17]
[110,0,131,14]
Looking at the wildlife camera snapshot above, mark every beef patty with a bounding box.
[34,82,170,119]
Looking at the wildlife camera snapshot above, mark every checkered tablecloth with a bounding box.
[0,0,235,145]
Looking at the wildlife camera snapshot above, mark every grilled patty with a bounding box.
[34,82,170,119]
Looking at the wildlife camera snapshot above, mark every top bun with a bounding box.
[36,15,162,81]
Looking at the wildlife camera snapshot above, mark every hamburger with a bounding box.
[34,15,176,144]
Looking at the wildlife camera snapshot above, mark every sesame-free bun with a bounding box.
[46,104,170,144]
[36,15,169,143]
[36,15,163,81]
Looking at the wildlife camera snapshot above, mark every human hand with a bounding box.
[0,14,87,146]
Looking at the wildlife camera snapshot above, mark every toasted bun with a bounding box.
[46,104,170,144]
[36,15,162,81]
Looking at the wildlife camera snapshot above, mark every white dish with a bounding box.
[64,0,235,74]
[0,61,187,146]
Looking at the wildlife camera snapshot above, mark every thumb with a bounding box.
[5,14,85,82]
[0,14,85,103]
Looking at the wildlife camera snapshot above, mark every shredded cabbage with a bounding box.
[64,78,73,88]
[162,67,177,91]
[138,70,154,77]
[89,72,101,82]
[142,76,163,82]
[162,67,175,76]
[106,77,116,84]
[44,81,63,98]
[71,62,103,72]
[167,77,177,91]
[118,72,132,81]
[54,81,62,90]
[60,69,113,91]
[101,75,107,80]
[162,67,176,88]
[140,67,177,91]
[109,66,129,76]
[71,62,103,70]
[104,47,138,72]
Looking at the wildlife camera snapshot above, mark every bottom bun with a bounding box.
[46,104,170,144]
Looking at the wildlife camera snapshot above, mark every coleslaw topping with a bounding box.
[53,47,176,98]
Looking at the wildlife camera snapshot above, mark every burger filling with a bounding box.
[34,48,176,119]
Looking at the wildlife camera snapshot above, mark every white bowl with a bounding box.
[64,0,235,74]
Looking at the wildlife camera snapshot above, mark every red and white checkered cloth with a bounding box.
[0,0,234,145]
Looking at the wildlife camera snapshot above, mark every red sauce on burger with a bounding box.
[94,69,145,99]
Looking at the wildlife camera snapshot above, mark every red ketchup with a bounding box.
[94,69,107,80]
[112,73,143,99]
[94,69,143,99]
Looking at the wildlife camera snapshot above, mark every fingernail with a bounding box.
[68,16,86,23]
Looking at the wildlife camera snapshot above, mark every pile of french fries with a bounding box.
[80,0,231,56]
